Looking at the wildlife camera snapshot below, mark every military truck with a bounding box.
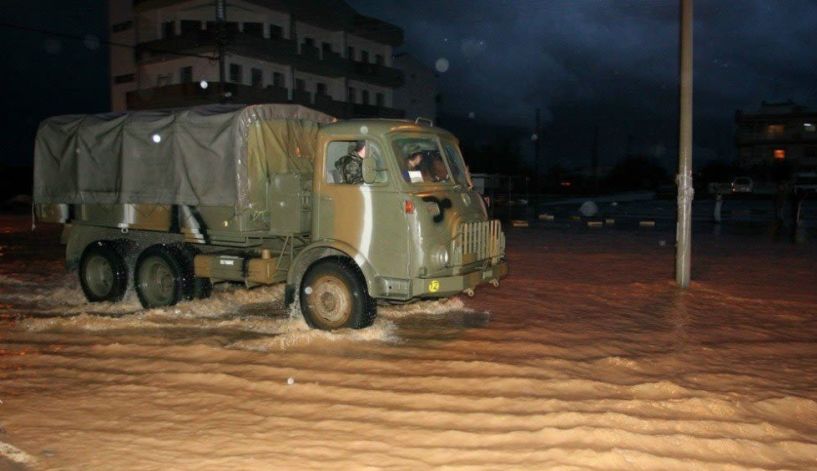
[33,104,507,330]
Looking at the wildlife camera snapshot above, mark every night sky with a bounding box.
[3,0,817,172]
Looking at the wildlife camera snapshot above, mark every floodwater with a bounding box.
[2,213,817,470]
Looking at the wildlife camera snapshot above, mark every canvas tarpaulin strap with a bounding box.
[33,104,335,210]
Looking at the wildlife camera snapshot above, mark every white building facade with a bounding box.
[108,0,406,118]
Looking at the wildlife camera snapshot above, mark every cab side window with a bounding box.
[325,139,387,184]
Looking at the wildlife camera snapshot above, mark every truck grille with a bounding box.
[452,220,505,266]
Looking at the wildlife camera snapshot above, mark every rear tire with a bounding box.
[299,258,376,330]
[135,245,191,309]
[79,241,128,303]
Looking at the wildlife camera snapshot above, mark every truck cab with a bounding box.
[292,120,507,329]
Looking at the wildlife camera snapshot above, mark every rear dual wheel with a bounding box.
[135,245,211,309]
[79,241,128,303]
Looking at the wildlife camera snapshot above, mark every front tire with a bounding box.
[299,258,376,330]
[79,241,128,303]
[134,245,191,309]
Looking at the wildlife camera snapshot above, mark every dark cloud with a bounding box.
[351,0,817,167]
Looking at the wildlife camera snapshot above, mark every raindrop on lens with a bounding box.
[152,134,161,143]
[287,377,295,385]
[435,58,450,73]
[360,125,369,135]
[468,111,476,119]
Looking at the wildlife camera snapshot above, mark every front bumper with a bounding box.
[411,259,508,298]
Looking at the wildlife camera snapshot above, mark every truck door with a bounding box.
[314,138,409,284]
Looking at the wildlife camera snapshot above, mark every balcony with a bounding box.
[135,30,297,63]
[126,82,405,119]
[351,103,405,119]
[350,61,404,88]
[134,31,403,88]
[126,82,289,110]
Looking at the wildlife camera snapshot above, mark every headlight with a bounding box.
[431,245,450,269]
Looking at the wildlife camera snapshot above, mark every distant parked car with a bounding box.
[730,177,754,193]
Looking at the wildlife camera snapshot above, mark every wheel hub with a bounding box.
[309,276,352,324]
[85,255,114,297]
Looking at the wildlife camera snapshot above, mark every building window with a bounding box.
[207,21,238,34]
[321,42,333,58]
[269,24,283,39]
[316,83,327,96]
[295,79,305,91]
[229,63,243,83]
[347,46,355,60]
[157,73,171,87]
[361,50,369,63]
[303,37,315,48]
[273,72,284,87]
[376,92,384,107]
[112,20,132,33]
[767,124,785,136]
[113,73,135,84]
[180,66,193,83]
[361,90,370,105]
[162,21,175,38]
[251,68,263,87]
[347,87,356,103]
[375,54,384,65]
[180,20,200,34]
[774,148,786,160]
[243,22,263,37]
[804,146,817,158]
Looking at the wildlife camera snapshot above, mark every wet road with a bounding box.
[2,214,817,470]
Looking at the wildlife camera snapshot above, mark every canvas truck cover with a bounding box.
[33,104,335,209]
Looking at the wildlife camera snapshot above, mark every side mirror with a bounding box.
[362,157,376,184]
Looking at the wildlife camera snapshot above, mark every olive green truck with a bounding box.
[33,104,507,330]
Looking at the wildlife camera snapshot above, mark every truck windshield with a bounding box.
[392,137,452,184]
[440,140,470,188]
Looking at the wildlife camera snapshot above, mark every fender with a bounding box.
[285,239,379,305]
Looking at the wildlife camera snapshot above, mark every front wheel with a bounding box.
[299,258,376,330]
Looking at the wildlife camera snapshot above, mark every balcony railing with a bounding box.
[127,82,288,110]
[134,31,403,88]
[126,82,405,119]
[736,131,817,145]
[135,30,297,62]
[350,61,404,88]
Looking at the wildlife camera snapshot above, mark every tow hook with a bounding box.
[490,279,500,288]
[463,288,475,297]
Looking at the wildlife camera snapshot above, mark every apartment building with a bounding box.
[735,101,817,170]
[392,52,437,121]
[109,0,405,118]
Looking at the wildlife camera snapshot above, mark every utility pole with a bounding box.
[215,0,227,95]
[591,124,599,193]
[534,108,541,194]
[676,0,694,288]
